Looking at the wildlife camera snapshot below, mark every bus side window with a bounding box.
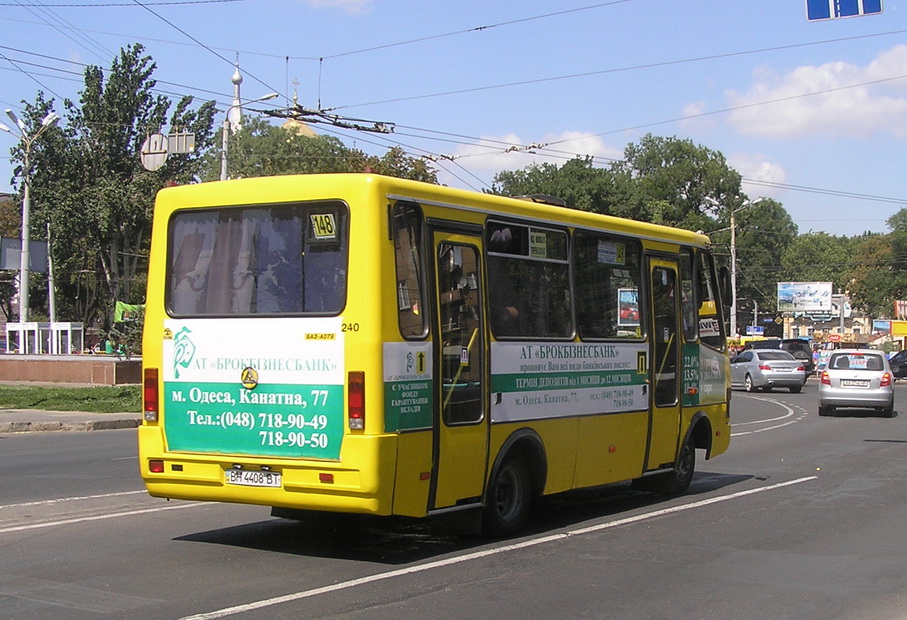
[573,231,644,340]
[486,223,571,339]
[679,249,697,342]
[392,202,428,339]
[696,250,725,350]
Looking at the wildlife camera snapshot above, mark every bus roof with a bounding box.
[156,173,712,248]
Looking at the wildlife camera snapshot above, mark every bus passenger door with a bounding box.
[430,233,488,510]
[646,259,682,471]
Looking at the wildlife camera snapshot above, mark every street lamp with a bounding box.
[0,109,60,323]
[729,197,765,338]
[219,92,279,181]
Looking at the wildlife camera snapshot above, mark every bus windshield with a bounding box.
[167,201,348,316]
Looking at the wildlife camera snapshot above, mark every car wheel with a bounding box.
[744,374,756,393]
[482,454,532,537]
[883,400,895,418]
[818,405,834,416]
[789,385,802,394]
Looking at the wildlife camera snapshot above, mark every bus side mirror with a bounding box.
[718,266,732,308]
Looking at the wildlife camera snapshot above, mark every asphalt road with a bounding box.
[2,381,906,619]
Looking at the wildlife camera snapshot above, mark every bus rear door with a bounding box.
[430,231,488,511]
[646,258,682,470]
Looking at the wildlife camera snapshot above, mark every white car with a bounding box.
[818,350,895,417]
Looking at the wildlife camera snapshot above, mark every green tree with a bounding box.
[779,232,854,286]
[730,199,798,321]
[615,134,745,233]
[490,156,627,215]
[205,117,437,183]
[0,194,18,319]
[15,44,216,329]
[847,233,892,318]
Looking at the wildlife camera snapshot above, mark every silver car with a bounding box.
[731,349,807,393]
[818,349,895,417]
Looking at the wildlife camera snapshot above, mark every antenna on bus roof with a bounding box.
[510,194,568,207]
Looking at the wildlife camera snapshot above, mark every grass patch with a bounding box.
[0,385,141,413]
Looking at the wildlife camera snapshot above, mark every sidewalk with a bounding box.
[0,408,141,433]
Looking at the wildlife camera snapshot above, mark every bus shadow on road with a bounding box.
[525,470,752,534]
[174,470,753,565]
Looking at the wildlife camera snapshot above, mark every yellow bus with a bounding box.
[139,173,731,535]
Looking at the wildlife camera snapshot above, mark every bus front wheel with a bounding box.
[482,454,532,537]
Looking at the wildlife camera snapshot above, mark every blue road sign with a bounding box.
[807,0,883,21]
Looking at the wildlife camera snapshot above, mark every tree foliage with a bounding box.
[616,134,745,233]
[490,156,627,215]
[491,134,803,330]
[11,44,216,329]
[205,117,437,183]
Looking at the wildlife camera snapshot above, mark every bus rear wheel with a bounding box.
[639,436,695,495]
[482,455,532,537]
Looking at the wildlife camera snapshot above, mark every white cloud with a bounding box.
[303,0,372,15]
[726,45,907,139]
[436,131,624,190]
[728,153,787,200]
[679,100,720,132]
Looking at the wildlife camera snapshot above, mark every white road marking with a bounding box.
[0,502,204,534]
[179,476,818,620]
[0,490,147,510]
[732,395,809,436]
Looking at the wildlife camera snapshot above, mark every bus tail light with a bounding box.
[144,368,159,422]
[348,371,365,430]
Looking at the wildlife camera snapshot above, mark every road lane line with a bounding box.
[180,476,819,620]
[0,490,147,510]
[732,395,796,426]
[732,398,808,436]
[0,502,204,534]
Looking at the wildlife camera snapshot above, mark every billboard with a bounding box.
[777,282,833,312]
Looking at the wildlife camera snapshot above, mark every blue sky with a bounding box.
[1,0,905,236]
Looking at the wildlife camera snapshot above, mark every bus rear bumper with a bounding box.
[139,426,396,515]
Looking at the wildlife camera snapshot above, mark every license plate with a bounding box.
[841,379,869,387]
[225,469,282,488]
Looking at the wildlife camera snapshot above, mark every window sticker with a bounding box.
[597,241,626,265]
[530,231,547,259]
[310,213,337,240]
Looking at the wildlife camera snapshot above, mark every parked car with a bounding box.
[886,350,907,379]
[730,349,808,393]
[744,338,815,375]
[818,349,895,417]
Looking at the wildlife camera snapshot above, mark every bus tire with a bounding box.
[657,435,696,495]
[482,454,532,537]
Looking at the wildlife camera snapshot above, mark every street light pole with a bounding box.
[730,205,738,338]
[729,197,766,338]
[219,92,279,181]
[1,109,59,323]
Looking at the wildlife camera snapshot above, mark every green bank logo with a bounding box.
[173,327,196,379]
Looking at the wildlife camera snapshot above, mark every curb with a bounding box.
[0,419,140,433]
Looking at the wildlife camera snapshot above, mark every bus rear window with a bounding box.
[167,202,348,316]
